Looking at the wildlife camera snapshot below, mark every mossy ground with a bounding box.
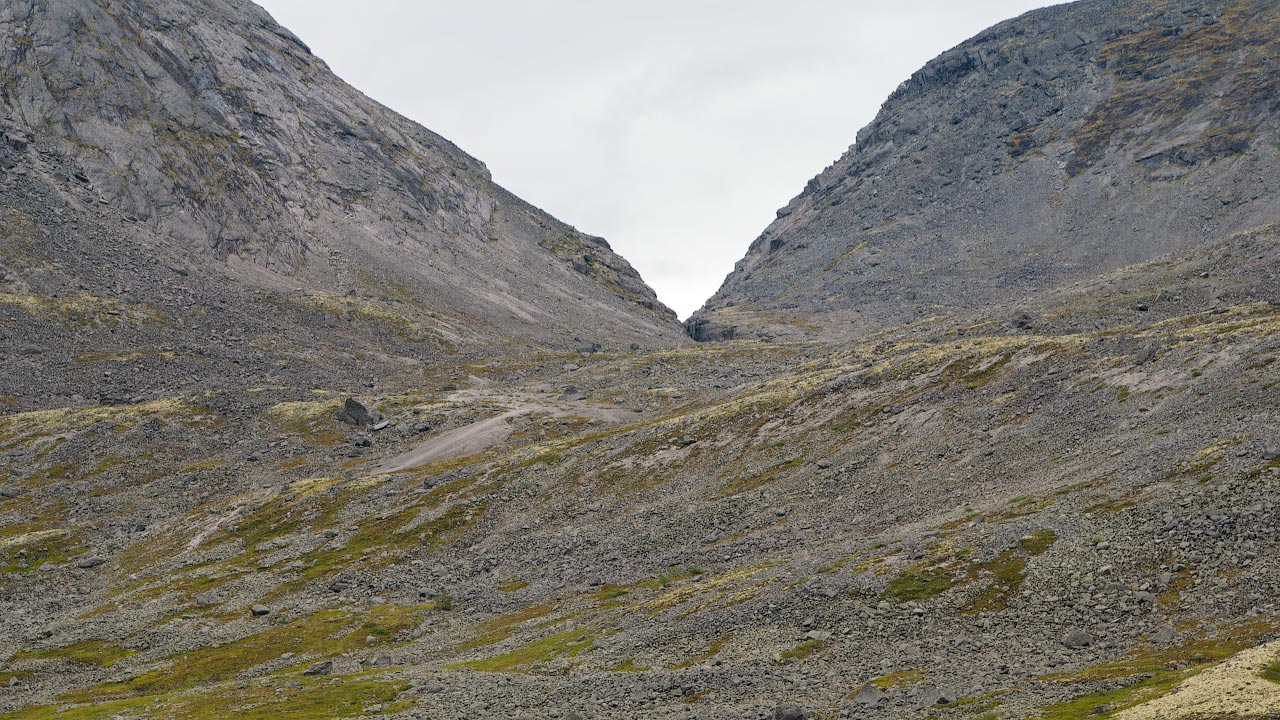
[880,529,1057,610]
[445,628,599,673]
[6,674,408,720]
[12,640,134,668]
[1038,618,1280,719]
[873,669,927,689]
[61,605,426,703]
[778,639,824,662]
[668,635,731,670]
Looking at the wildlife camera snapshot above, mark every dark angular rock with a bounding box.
[774,704,805,720]
[335,398,372,426]
[302,660,333,676]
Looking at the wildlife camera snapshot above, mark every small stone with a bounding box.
[916,686,952,706]
[251,605,271,616]
[1150,625,1179,645]
[195,592,220,607]
[76,557,106,569]
[329,580,351,593]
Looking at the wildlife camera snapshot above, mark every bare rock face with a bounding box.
[689,0,1280,341]
[0,0,684,350]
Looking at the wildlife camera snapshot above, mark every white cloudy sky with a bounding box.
[256,0,1065,319]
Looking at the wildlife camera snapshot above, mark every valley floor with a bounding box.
[3,230,1280,720]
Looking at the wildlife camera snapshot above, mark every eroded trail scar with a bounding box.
[372,392,633,474]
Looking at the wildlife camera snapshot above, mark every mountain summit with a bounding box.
[0,0,684,350]
[689,0,1279,341]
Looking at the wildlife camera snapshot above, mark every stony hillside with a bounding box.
[689,0,1280,342]
[2,221,1279,720]
[0,0,685,353]
[4,1,1280,720]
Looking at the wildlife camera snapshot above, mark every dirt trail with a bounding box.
[186,503,248,551]
[371,391,632,475]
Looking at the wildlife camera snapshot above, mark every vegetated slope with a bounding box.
[2,222,1278,719]
[4,1,1280,719]
[689,0,1280,342]
[0,0,685,355]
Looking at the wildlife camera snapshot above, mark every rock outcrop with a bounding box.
[690,0,1280,341]
[0,0,685,350]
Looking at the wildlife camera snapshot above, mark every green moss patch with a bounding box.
[446,628,599,673]
[668,635,732,670]
[62,606,424,703]
[12,640,134,668]
[880,529,1057,610]
[778,639,824,662]
[0,528,86,573]
[870,668,927,689]
[609,657,649,672]
[7,675,406,720]
[1039,619,1279,719]
[1262,658,1280,684]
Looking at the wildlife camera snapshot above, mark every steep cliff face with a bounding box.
[689,0,1280,341]
[0,0,685,350]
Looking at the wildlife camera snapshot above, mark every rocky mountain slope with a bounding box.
[2,222,1278,720]
[0,0,685,356]
[689,0,1280,342]
[3,1,1280,720]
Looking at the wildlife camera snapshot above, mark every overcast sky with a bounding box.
[256,0,1065,319]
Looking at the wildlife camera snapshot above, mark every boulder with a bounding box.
[1062,628,1094,648]
[302,660,333,676]
[774,704,805,720]
[335,398,372,426]
[853,684,886,706]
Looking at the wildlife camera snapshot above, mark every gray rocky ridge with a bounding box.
[0,0,685,351]
[689,0,1280,342]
